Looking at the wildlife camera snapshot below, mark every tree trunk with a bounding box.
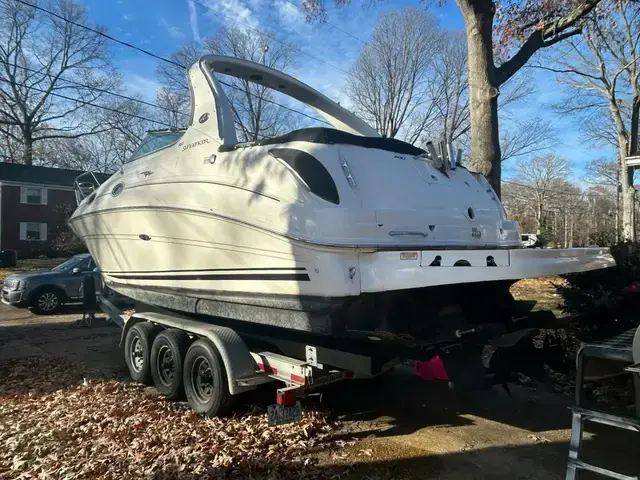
[22,127,33,165]
[621,160,635,240]
[536,202,543,234]
[569,217,573,247]
[457,0,501,197]
[616,187,620,243]
[609,96,635,241]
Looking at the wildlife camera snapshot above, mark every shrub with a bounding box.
[555,241,640,341]
[51,202,88,256]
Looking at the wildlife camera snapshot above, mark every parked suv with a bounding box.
[1,253,100,314]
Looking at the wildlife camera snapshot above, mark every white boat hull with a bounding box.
[71,204,614,301]
[69,55,615,349]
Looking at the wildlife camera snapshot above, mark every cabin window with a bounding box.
[127,130,185,163]
[268,148,340,205]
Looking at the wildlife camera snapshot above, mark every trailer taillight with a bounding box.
[276,390,297,407]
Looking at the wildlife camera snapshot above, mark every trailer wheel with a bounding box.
[183,339,231,417]
[124,322,159,385]
[151,329,189,400]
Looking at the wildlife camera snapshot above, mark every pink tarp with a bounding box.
[414,355,448,381]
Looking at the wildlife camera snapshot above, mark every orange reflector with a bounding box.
[400,251,418,260]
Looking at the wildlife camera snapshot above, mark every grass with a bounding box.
[510,276,565,315]
[0,258,65,282]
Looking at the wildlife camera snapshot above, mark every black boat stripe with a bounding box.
[103,267,307,274]
[108,273,311,281]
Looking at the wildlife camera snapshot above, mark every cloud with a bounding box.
[187,0,201,42]
[273,0,306,26]
[202,0,260,31]
[122,13,133,21]
[124,73,162,102]
[158,16,185,39]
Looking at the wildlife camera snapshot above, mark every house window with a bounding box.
[19,222,47,242]
[20,186,48,205]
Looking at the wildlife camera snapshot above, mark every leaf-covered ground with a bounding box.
[0,357,339,479]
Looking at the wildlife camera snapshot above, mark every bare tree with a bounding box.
[420,30,470,146]
[0,124,21,162]
[206,26,298,141]
[584,157,618,191]
[0,0,117,164]
[155,87,189,129]
[500,117,557,163]
[304,0,604,197]
[540,3,640,240]
[101,100,154,167]
[347,18,540,158]
[158,26,299,142]
[157,41,202,93]
[582,157,619,240]
[511,154,572,234]
[346,8,441,139]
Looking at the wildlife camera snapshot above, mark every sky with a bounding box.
[80,0,614,181]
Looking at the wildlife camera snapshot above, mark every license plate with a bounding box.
[267,401,302,426]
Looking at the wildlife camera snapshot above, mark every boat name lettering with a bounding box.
[182,139,211,151]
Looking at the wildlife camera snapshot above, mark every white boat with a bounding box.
[69,55,614,350]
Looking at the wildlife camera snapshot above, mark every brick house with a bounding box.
[0,163,109,257]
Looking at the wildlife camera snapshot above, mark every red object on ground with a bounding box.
[622,281,640,294]
[415,355,449,381]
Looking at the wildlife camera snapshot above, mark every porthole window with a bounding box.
[112,183,125,197]
[467,207,475,220]
[268,148,340,205]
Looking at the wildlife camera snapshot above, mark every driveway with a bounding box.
[0,303,636,479]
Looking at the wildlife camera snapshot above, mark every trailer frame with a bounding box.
[96,291,395,425]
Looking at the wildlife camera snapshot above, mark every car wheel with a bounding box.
[30,288,62,314]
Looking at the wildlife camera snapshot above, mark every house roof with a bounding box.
[0,163,111,187]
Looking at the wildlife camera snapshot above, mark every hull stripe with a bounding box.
[107,272,311,281]
[103,267,306,274]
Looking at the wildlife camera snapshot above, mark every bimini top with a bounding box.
[187,55,380,145]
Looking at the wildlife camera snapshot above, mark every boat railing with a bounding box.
[74,171,103,206]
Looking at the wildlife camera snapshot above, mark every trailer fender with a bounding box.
[122,312,257,395]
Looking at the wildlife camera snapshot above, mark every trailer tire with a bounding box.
[151,329,189,400]
[183,339,231,417]
[124,322,159,385]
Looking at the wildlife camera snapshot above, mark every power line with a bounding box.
[1,61,187,116]
[9,0,330,126]
[11,0,184,69]
[219,79,330,125]
[192,0,351,76]
[0,77,173,127]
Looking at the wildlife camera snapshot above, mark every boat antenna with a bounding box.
[260,44,269,64]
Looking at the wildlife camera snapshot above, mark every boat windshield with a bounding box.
[127,130,184,162]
